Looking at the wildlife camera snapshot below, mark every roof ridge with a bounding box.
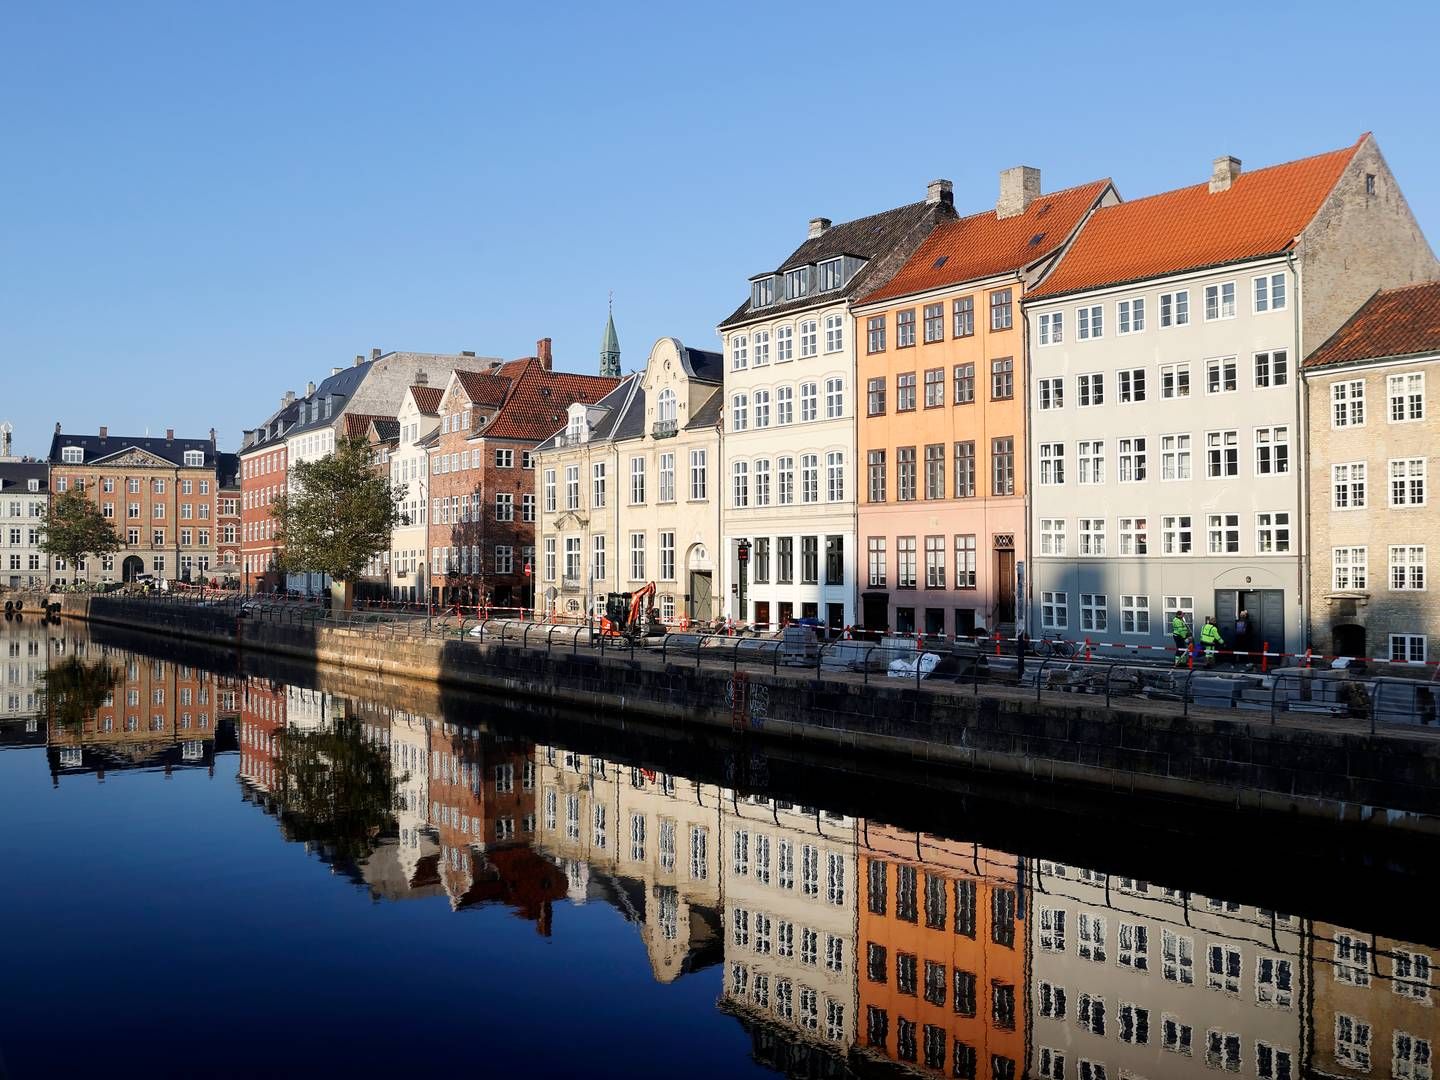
[947,177,1112,226]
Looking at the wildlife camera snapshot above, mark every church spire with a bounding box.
[600,293,621,378]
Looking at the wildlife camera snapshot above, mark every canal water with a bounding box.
[1,617,1436,1080]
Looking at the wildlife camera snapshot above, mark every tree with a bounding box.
[40,488,121,583]
[271,435,404,609]
[271,720,398,870]
[43,654,121,734]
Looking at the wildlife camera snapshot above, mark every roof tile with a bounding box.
[1305,279,1440,369]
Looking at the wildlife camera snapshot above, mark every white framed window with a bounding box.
[1332,462,1367,509]
[1039,518,1066,556]
[629,532,646,580]
[1160,362,1190,399]
[775,385,793,425]
[1389,371,1426,422]
[1391,1031,1429,1080]
[689,449,708,500]
[1334,1014,1371,1072]
[731,461,748,508]
[1120,595,1150,635]
[1206,430,1239,477]
[1117,437,1146,482]
[1332,546,1368,591]
[752,457,770,506]
[543,469,557,513]
[1253,272,1286,313]
[1159,289,1189,327]
[1118,297,1145,334]
[773,325,791,363]
[825,451,844,501]
[1254,426,1289,475]
[60,446,83,464]
[730,393,748,431]
[824,313,844,353]
[1038,311,1064,345]
[752,388,770,428]
[1207,514,1240,554]
[800,453,819,503]
[1205,356,1238,394]
[1118,367,1146,402]
[1256,511,1291,553]
[731,334,748,370]
[799,319,818,357]
[658,452,676,502]
[1078,913,1107,961]
[1389,457,1427,506]
[592,535,606,580]
[1204,281,1236,320]
[630,456,646,503]
[1038,443,1065,485]
[564,464,580,510]
[825,377,844,418]
[1079,518,1106,556]
[1077,304,1103,339]
[1394,950,1434,1000]
[1254,349,1288,387]
[1160,433,1192,480]
[1162,515,1192,554]
[1077,372,1104,407]
[1118,517,1148,556]
[1041,591,1068,629]
[1208,943,1242,994]
[1038,377,1063,410]
[1389,545,1426,590]
[799,382,818,422]
[1165,597,1196,632]
[659,531,676,580]
[753,329,771,366]
[1077,440,1105,484]
[1332,379,1366,427]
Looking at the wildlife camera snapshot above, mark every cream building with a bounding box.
[388,382,443,603]
[717,794,859,1055]
[1302,280,1440,664]
[532,743,723,982]
[717,183,955,633]
[1,616,47,726]
[534,337,723,625]
[1025,136,1435,655]
[1029,861,1307,1080]
[0,460,48,591]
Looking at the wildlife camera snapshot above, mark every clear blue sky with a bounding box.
[3,1,1437,458]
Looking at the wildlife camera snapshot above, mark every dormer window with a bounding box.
[819,258,845,291]
[183,450,204,467]
[751,276,777,309]
[324,396,333,419]
[784,267,811,300]
[27,479,39,492]
[60,446,83,464]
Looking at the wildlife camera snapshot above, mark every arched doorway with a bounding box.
[1333,624,1366,659]
[122,556,144,582]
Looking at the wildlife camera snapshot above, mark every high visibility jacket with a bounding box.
[1200,622,1225,647]
[1170,616,1190,640]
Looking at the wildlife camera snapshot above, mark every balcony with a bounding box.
[552,432,585,448]
[651,419,678,439]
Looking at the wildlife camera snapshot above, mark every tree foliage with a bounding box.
[40,488,121,572]
[272,721,398,868]
[271,436,405,585]
[43,655,121,733]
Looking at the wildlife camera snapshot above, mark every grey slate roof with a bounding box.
[242,399,302,455]
[0,462,48,491]
[285,362,374,438]
[678,346,724,384]
[718,198,953,330]
[685,388,724,431]
[216,452,241,490]
[47,431,219,468]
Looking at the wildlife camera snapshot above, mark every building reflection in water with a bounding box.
[8,621,1438,1080]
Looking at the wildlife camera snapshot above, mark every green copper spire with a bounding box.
[600,294,620,378]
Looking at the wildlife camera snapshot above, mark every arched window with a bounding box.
[658,388,677,423]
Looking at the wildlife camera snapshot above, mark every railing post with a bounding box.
[1270,671,1282,724]
[1261,641,1270,675]
[1104,662,1114,706]
[1183,668,1195,716]
[1036,656,1050,703]
[523,623,533,649]
[547,624,560,655]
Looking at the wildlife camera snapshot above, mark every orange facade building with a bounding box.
[853,174,1113,636]
[857,824,1026,1078]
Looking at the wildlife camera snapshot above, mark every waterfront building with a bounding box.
[387,381,443,603]
[852,171,1115,636]
[533,336,723,624]
[532,744,724,981]
[46,424,224,586]
[427,339,619,610]
[1309,921,1434,1077]
[1024,135,1436,654]
[354,413,399,601]
[1028,861,1306,1080]
[215,452,240,584]
[717,182,956,633]
[717,794,858,1058]
[239,390,299,593]
[0,615,46,725]
[856,828,1025,1076]
[1302,280,1440,662]
[0,459,49,590]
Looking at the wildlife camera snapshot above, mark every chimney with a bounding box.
[807,217,832,239]
[460,350,476,357]
[54,422,61,435]
[165,428,174,442]
[1210,155,1242,194]
[997,166,1041,219]
[537,337,553,370]
[331,366,342,376]
[282,390,295,408]
[415,369,428,386]
[99,426,108,439]
[925,179,954,208]
[306,381,316,397]
[371,348,382,361]
[209,427,216,445]
[354,354,364,367]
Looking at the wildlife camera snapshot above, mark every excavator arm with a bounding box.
[627,581,656,630]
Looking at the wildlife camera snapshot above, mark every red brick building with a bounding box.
[427,340,619,609]
[216,452,240,585]
[239,394,299,593]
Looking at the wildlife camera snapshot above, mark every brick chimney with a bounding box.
[415,369,428,386]
[165,428,174,441]
[926,179,954,207]
[306,381,316,396]
[354,354,364,367]
[1210,155,1242,194]
[371,347,382,361]
[99,426,107,439]
[997,166,1041,219]
[537,337,553,370]
[808,217,831,239]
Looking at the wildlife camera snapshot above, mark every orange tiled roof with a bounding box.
[860,179,1113,305]
[342,413,394,440]
[454,369,512,407]
[1027,137,1365,301]
[484,360,620,441]
[1305,279,1440,369]
[409,385,442,415]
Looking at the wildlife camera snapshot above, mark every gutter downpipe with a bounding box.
[1289,248,1307,653]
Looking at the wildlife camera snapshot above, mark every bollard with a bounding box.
[1261,641,1269,675]
[1084,637,1092,662]
[993,632,1001,657]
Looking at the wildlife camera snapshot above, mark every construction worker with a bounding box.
[1200,616,1226,666]
[1170,610,1192,666]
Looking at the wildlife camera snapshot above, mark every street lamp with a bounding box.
[736,538,750,626]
